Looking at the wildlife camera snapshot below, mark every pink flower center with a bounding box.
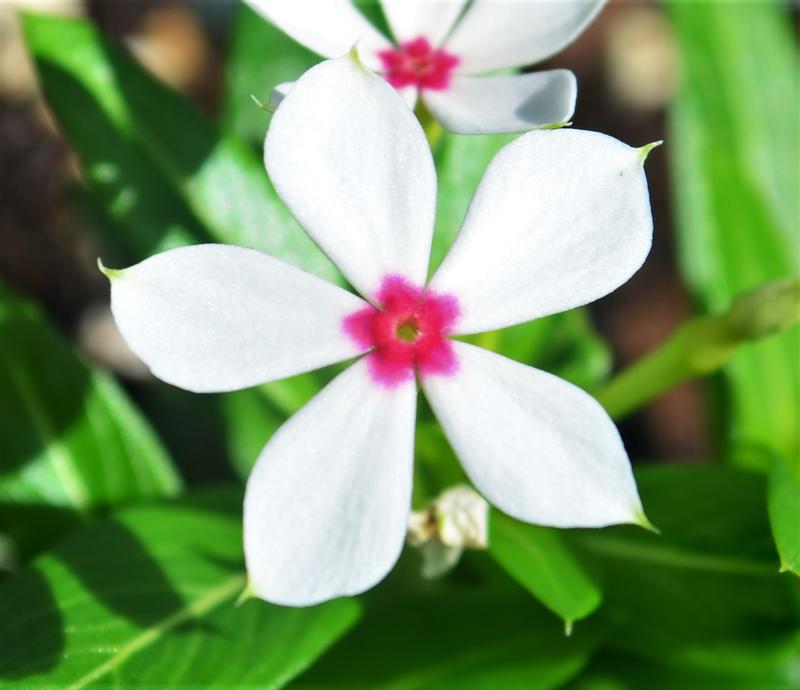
[343,275,460,388]
[378,37,459,91]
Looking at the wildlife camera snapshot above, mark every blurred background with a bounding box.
[1,2,798,688]
[0,0,796,477]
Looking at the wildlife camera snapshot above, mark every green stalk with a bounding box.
[597,277,800,420]
[414,100,444,151]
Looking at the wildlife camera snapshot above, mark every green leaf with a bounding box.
[293,590,597,690]
[0,281,181,560]
[222,373,321,479]
[769,452,800,574]
[490,511,602,631]
[220,388,287,479]
[667,1,800,570]
[569,643,800,690]
[23,11,338,281]
[0,489,360,688]
[569,464,800,666]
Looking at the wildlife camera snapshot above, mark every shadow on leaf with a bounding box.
[0,567,63,678]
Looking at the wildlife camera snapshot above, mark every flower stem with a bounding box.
[596,277,800,420]
[414,100,444,151]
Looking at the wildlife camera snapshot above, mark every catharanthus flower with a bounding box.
[245,0,605,133]
[102,55,657,606]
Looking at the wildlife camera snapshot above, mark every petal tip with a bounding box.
[250,93,276,114]
[97,258,125,281]
[346,41,366,69]
[541,119,572,131]
[633,509,660,534]
[638,140,663,164]
[235,582,257,607]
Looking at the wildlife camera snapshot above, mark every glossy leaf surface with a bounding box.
[0,489,360,688]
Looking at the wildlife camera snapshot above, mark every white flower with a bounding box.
[408,485,489,579]
[102,54,656,606]
[246,0,605,134]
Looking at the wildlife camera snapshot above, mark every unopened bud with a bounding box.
[728,277,800,341]
[407,485,489,579]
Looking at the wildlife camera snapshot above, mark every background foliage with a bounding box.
[0,1,798,688]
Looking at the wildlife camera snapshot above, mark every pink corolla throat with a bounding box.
[378,37,459,91]
[344,275,460,388]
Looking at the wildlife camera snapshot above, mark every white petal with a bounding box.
[244,359,417,606]
[269,80,293,109]
[105,244,367,393]
[265,54,436,299]
[430,129,653,335]
[444,0,605,73]
[243,0,391,70]
[424,342,642,528]
[399,85,419,109]
[380,0,467,46]
[422,70,576,134]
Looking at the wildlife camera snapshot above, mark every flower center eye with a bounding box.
[342,275,461,388]
[396,321,419,342]
[378,36,460,92]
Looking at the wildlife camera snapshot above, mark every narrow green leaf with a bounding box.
[0,489,360,688]
[293,590,597,690]
[0,281,180,560]
[669,3,797,244]
[23,12,338,281]
[490,511,602,629]
[667,0,800,573]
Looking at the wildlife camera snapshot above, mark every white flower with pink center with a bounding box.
[246,0,605,133]
[103,54,656,606]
